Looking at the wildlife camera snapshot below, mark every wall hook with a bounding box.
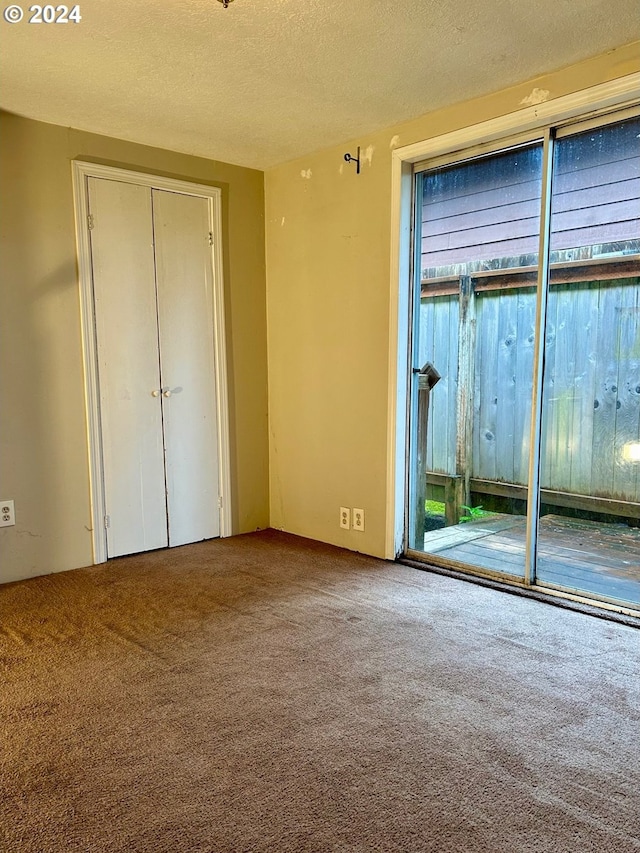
[344,146,361,175]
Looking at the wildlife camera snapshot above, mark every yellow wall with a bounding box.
[0,113,269,583]
[2,44,638,583]
[265,43,640,558]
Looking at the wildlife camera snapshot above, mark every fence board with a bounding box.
[542,288,582,490]
[419,297,435,472]
[494,289,518,484]
[447,294,460,477]
[514,289,535,486]
[566,282,599,495]
[540,296,557,490]
[590,283,619,498]
[419,294,458,475]
[613,294,640,501]
[475,293,499,480]
[421,277,640,508]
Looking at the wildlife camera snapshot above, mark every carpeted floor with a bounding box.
[1,530,639,853]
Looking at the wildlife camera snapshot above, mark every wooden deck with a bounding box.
[422,513,640,607]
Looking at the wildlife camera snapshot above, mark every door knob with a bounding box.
[163,390,172,398]
[151,390,161,397]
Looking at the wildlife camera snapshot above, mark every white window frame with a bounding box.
[386,72,640,563]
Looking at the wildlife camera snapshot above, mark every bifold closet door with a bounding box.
[88,178,221,558]
[88,178,168,557]
[152,189,220,547]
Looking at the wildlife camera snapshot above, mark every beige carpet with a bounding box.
[1,530,639,853]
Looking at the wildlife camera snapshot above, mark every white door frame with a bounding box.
[385,72,640,561]
[72,161,233,563]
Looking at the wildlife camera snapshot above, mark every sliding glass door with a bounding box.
[536,116,640,606]
[407,110,640,610]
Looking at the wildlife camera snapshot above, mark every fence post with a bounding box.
[412,362,441,549]
[444,476,462,527]
[455,275,476,521]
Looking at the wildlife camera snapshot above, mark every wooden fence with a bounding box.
[418,271,640,516]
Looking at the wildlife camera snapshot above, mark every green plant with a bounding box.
[460,505,495,523]
[425,500,446,516]
[424,500,497,523]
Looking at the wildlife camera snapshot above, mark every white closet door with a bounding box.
[88,178,168,557]
[152,190,220,546]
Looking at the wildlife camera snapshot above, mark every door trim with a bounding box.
[72,161,233,563]
[386,72,640,561]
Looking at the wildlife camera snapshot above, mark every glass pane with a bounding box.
[538,117,640,606]
[409,144,543,580]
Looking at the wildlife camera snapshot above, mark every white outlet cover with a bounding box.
[0,499,15,527]
[353,508,365,531]
[339,507,350,530]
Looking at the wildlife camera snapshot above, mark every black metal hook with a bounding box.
[344,146,361,175]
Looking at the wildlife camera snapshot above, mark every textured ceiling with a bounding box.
[1,0,639,170]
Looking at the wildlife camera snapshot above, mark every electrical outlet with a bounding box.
[0,500,15,527]
[353,508,365,532]
[339,507,350,530]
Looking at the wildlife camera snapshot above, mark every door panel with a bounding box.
[88,178,168,557]
[152,190,220,546]
[537,117,640,606]
[408,144,543,579]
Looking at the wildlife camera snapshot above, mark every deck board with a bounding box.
[422,513,640,606]
[420,516,523,553]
